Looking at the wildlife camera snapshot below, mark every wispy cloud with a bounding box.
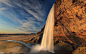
[0,0,13,6]
[25,8,43,21]
[0,0,54,33]
[12,0,45,21]
[19,20,42,33]
[0,8,7,12]
[0,23,31,34]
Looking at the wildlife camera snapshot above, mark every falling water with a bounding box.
[29,4,55,54]
[41,3,54,53]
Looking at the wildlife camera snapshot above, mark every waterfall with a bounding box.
[41,3,54,53]
[29,4,55,54]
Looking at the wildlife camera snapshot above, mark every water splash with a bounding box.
[29,44,42,54]
[41,3,54,53]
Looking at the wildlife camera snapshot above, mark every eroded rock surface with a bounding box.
[54,0,86,38]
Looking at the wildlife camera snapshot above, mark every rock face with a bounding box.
[35,0,86,44]
[53,0,86,52]
[72,47,86,54]
[53,0,86,44]
[28,0,86,44]
[54,0,86,38]
[25,0,86,52]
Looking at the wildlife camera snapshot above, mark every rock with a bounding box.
[34,0,86,45]
[8,52,13,54]
[72,47,86,54]
[27,0,86,53]
[30,0,86,53]
[54,0,86,36]
[56,41,73,51]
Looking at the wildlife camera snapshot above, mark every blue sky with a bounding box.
[0,0,56,34]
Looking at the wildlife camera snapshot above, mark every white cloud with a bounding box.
[22,22,33,27]
[0,8,7,12]
[0,0,13,6]
[0,8,6,10]
[0,0,45,21]
[24,7,44,21]
[19,19,42,33]
[0,23,31,34]
[0,0,46,33]
[15,0,45,21]
[0,23,17,30]
[2,12,24,25]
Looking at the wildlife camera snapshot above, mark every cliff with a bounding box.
[23,0,86,53]
[36,0,86,44]
[54,0,86,39]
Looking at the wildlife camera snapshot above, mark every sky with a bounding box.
[0,0,56,34]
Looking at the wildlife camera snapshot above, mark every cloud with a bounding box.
[0,8,7,12]
[1,12,23,25]
[13,0,45,21]
[19,20,42,33]
[0,23,16,30]
[0,0,13,6]
[0,23,31,34]
[24,8,44,21]
[0,0,49,33]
